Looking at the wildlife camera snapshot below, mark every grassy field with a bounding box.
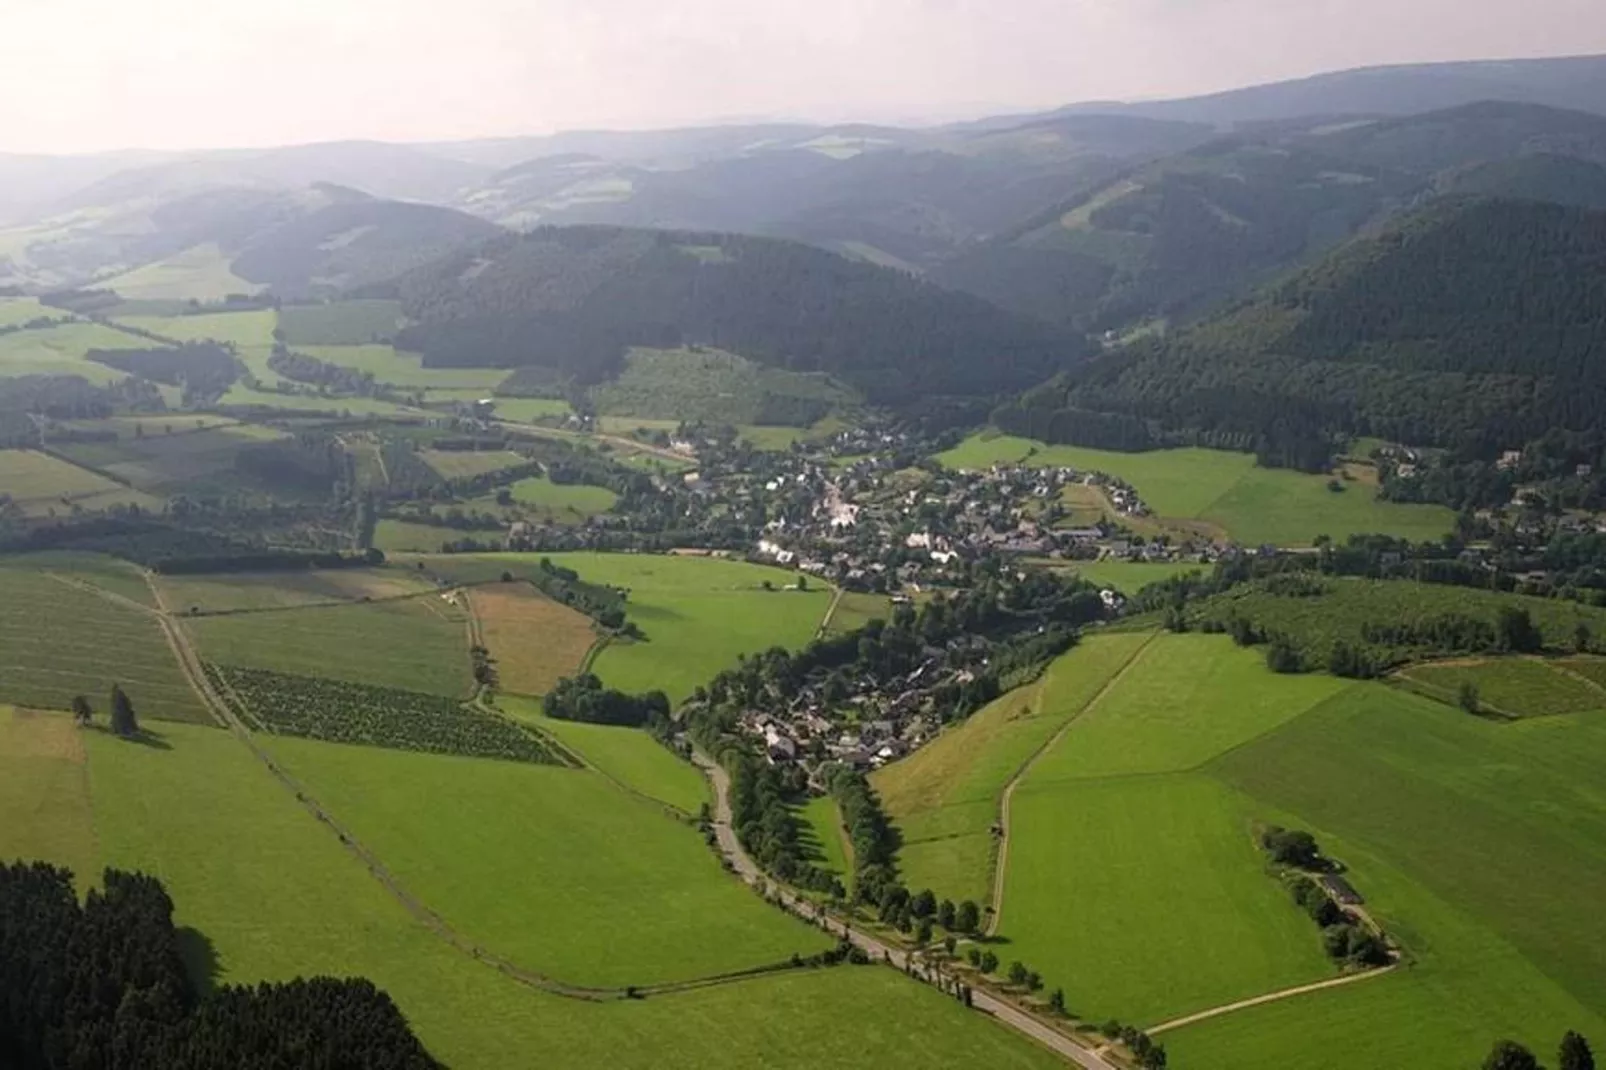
[0,565,209,723]
[0,296,55,328]
[1167,685,1606,1068]
[216,381,420,416]
[115,308,277,348]
[277,300,402,345]
[936,433,1454,546]
[301,344,509,392]
[469,585,597,696]
[1070,559,1209,593]
[500,695,709,814]
[0,321,159,383]
[874,633,1155,904]
[488,397,571,422]
[52,423,287,496]
[0,449,158,515]
[101,243,262,300]
[590,347,858,426]
[1396,657,1606,718]
[372,518,458,553]
[800,795,851,877]
[1004,774,1334,1024]
[534,553,831,702]
[185,597,472,697]
[3,551,158,607]
[823,590,896,636]
[0,708,97,880]
[265,736,833,987]
[509,475,619,521]
[419,448,528,479]
[155,568,435,614]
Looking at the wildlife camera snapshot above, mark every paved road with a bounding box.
[693,753,1117,1070]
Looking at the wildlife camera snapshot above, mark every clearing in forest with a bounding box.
[469,585,598,697]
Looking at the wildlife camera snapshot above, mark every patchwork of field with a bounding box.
[184,597,472,697]
[53,422,287,495]
[0,321,158,382]
[875,632,1156,905]
[0,564,209,723]
[937,433,1455,546]
[469,585,597,696]
[156,567,435,615]
[1395,657,1606,718]
[0,449,158,515]
[537,553,832,702]
[509,475,619,521]
[277,300,403,346]
[101,243,262,300]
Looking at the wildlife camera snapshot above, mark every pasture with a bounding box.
[536,552,831,702]
[154,567,435,615]
[277,300,403,345]
[184,596,473,698]
[0,708,97,880]
[0,449,158,516]
[469,585,598,696]
[2,551,157,607]
[1395,657,1606,718]
[590,347,858,427]
[114,308,277,348]
[936,433,1455,546]
[101,243,262,300]
[299,344,509,392]
[0,296,55,327]
[823,590,896,636]
[509,475,619,521]
[874,632,1155,904]
[419,447,528,480]
[52,422,287,496]
[500,695,709,814]
[487,396,571,423]
[0,321,158,383]
[1070,559,1208,593]
[0,564,209,723]
[371,518,457,553]
[265,736,834,987]
[800,795,851,877]
[1176,685,1606,1068]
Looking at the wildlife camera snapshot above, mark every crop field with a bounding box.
[265,736,833,987]
[1198,576,1606,669]
[536,553,831,702]
[1172,685,1606,1068]
[114,307,277,348]
[1004,775,1334,1025]
[937,433,1454,546]
[875,633,1155,904]
[0,321,158,383]
[499,695,708,813]
[277,300,403,345]
[1396,657,1606,718]
[800,795,851,877]
[0,565,209,723]
[419,447,528,479]
[0,448,158,515]
[52,422,287,495]
[469,585,598,696]
[300,344,509,392]
[0,708,97,880]
[509,475,619,521]
[210,665,560,764]
[101,243,262,300]
[155,567,434,614]
[185,597,472,698]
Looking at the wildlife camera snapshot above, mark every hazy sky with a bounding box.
[6,0,1606,154]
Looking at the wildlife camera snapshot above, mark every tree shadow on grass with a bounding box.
[177,926,222,997]
[89,725,174,750]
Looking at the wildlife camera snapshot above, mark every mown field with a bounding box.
[185,597,472,697]
[937,433,1454,546]
[155,567,435,614]
[470,585,597,696]
[1396,657,1606,718]
[3,718,1067,1068]
[277,300,403,346]
[0,563,209,723]
[1165,685,1606,1069]
[534,553,832,702]
[996,634,1356,1026]
[419,447,528,480]
[0,708,98,881]
[874,632,1156,905]
[0,449,158,515]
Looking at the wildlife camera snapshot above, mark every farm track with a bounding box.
[986,630,1161,936]
[1142,962,1398,1037]
[815,586,846,639]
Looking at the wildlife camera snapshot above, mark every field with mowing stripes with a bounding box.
[0,449,158,515]
[185,597,472,697]
[1396,657,1606,718]
[155,567,434,614]
[420,448,528,479]
[470,585,598,696]
[0,708,97,881]
[0,564,208,723]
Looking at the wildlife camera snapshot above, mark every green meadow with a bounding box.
[155,567,434,615]
[299,343,509,392]
[101,243,261,300]
[800,795,852,877]
[53,423,287,496]
[936,433,1454,546]
[1397,657,1606,718]
[534,553,831,702]
[509,474,619,521]
[115,307,277,348]
[0,321,157,383]
[0,449,158,515]
[1070,559,1208,593]
[277,300,403,345]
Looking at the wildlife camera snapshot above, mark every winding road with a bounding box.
[693,752,1118,1070]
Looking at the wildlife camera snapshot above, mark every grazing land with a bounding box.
[0,564,209,723]
[469,585,598,696]
[487,397,571,422]
[0,321,159,383]
[0,296,55,328]
[590,347,858,426]
[419,447,528,480]
[265,736,833,987]
[155,567,434,614]
[115,308,277,348]
[185,597,473,697]
[508,475,619,521]
[536,553,831,702]
[299,344,509,392]
[1069,559,1208,593]
[0,449,157,515]
[822,590,895,636]
[372,518,457,552]
[875,632,1155,904]
[937,433,1454,546]
[277,300,403,345]
[800,795,851,877]
[0,708,97,880]
[6,551,158,607]
[1396,657,1606,718]
[499,695,708,813]
[101,243,262,300]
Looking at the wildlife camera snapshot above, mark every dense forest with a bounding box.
[380,226,1088,405]
[1000,197,1606,466]
[0,861,438,1069]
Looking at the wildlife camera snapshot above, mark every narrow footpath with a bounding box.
[694,751,1118,1070]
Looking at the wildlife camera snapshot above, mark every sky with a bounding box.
[5,0,1606,154]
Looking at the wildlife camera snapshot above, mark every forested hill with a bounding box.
[383,225,1089,405]
[996,196,1606,462]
